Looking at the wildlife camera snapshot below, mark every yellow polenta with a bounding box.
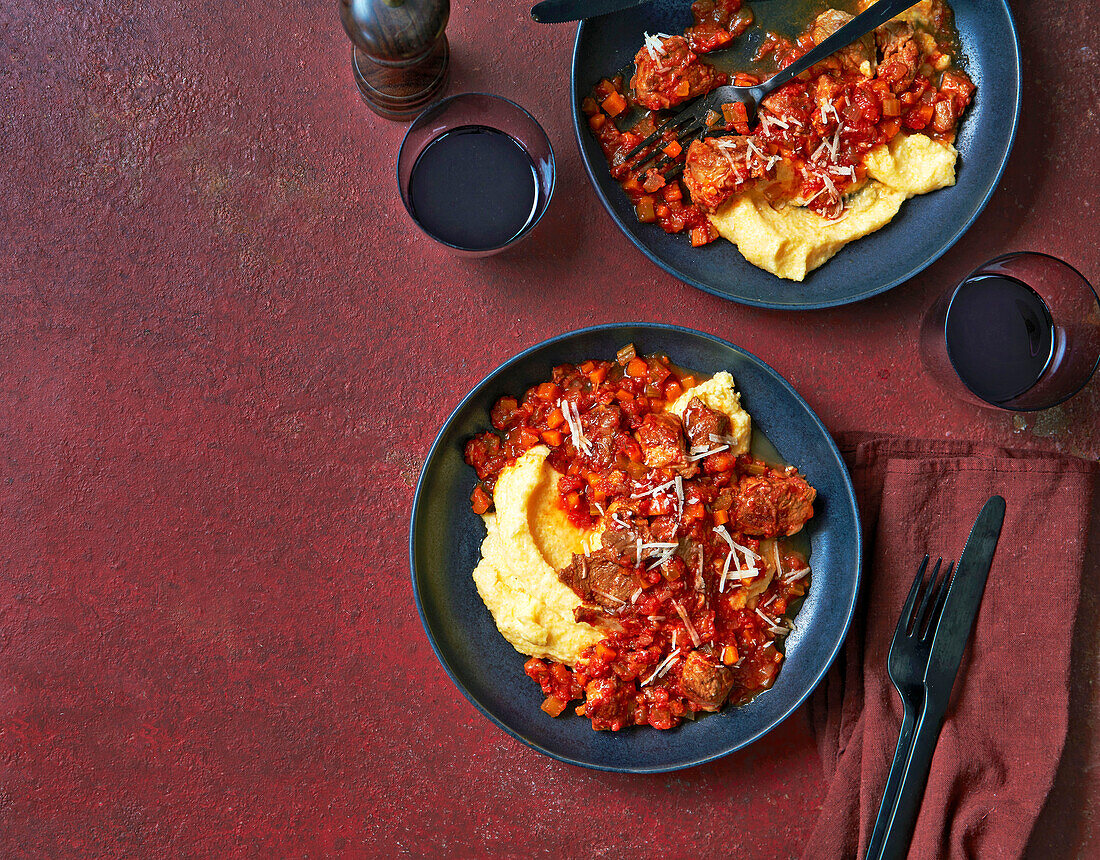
[471,445,601,664]
[472,372,755,665]
[708,133,958,281]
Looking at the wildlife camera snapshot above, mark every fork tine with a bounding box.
[912,558,943,634]
[920,560,955,639]
[646,121,705,168]
[622,112,701,162]
[896,555,929,641]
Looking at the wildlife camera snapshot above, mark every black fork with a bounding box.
[865,556,956,859]
[620,0,921,167]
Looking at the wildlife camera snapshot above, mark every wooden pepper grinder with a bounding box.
[339,0,450,121]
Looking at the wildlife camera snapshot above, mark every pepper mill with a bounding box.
[339,0,450,121]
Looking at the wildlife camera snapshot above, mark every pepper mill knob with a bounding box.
[339,0,450,121]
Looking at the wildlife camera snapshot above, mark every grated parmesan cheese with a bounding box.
[641,649,680,687]
[594,589,626,605]
[643,32,671,61]
[673,601,702,647]
[631,478,676,500]
[688,443,729,462]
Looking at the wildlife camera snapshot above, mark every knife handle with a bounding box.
[865,700,947,860]
[866,699,919,859]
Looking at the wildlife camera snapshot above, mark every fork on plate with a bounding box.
[623,0,921,166]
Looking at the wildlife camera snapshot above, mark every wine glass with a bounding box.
[397,93,556,257]
[919,252,1100,411]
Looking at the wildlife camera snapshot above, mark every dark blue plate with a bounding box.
[571,0,1021,309]
[410,324,862,771]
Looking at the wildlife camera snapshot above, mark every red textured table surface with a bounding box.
[2,0,1098,855]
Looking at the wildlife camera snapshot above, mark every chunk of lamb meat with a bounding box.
[732,470,817,538]
[579,403,624,469]
[558,548,636,611]
[600,513,653,560]
[810,10,875,75]
[875,22,920,93]
[583,677,635,730]
[634,412,693,473]
[631,35,725,111]
[683,136,766,212]
[602,510,681,562]
[681,397,730,449]
[680,650,735,710]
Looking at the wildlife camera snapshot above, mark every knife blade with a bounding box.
[531,0,655,24]
[924,495,1006,703]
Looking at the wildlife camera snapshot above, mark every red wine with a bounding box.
[945,274,1055,403]
[407,125,540,251]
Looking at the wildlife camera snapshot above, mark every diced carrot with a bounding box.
[578,360,596,374]
[588,113,606,132]
[713,508,729,526]
[595,78,617,99]
[541,695,567,717]
[642,171,665,193]
[470,485,492,515]
[541,429,564,447]
[518,427,541,448]
[674,79,691,98]
[627,357,649,378]
[904,102,934,130]
[565,491,581,508]
[621,175,643,194]
[595,642,617,661]
[662,182,683,203]
[536,382,559,401]
[679,374,696,390]
[662,140,682,158]
[588,365,608,385]
[706,452,735,473]
[615,389,633,402]
[721,644,739,665]
[655,204,671,218]
[663,380,683,402]
[684,502,705,520]
[635,195,656,223]
[601,91,627,117]
[546,407,565,429]
[581,96,599,116]
[690,225,710,247]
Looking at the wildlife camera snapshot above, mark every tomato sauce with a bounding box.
[465,348,817,731]
[581,0,976,242]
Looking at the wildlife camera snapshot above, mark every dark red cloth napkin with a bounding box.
[807,434,1098,860]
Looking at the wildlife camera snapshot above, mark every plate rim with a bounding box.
[409,322,863,772]
[569,0,1023,310]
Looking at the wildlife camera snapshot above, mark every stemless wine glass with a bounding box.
[397,93,555,258]
[919,252,1100,411]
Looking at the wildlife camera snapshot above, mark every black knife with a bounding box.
[924,495,1006,701]
[872,495,1006,860]
[531,0,655,24]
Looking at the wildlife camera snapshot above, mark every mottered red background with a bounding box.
[2,0,1098,855]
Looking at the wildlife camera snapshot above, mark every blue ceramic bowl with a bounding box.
[410,324,862,772]
[571,0,1021,309]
